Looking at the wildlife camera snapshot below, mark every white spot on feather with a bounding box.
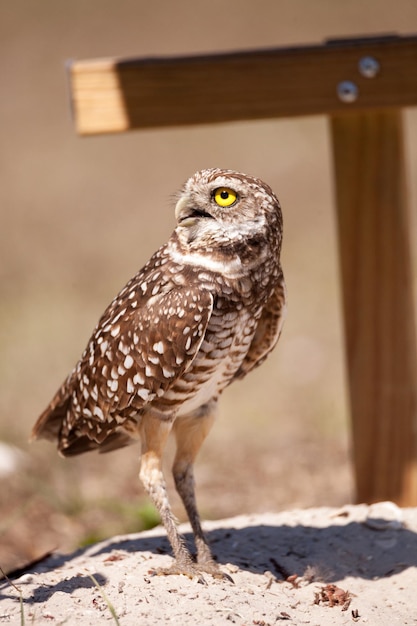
[109,380,118,392]
[111,325,120,337]
[133,372,145,385]
[124,354,134,369]
[153,341,164,354]
[145,365,153,377]
[93,406,104,420]
[112,309,126,324]
[118,341,130,355]
[137,388,151,401]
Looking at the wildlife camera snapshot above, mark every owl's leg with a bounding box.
[139,412,203,581]
[172,401,232,581]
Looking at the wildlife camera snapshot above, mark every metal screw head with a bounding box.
[337,81,358,103]
[358,56,380,78]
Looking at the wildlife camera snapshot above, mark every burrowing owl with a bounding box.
[32,168,286,581]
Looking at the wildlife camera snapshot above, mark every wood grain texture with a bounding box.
[69,35,417,134]
[331,110,417,505]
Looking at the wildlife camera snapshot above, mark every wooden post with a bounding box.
[331,110,417,505]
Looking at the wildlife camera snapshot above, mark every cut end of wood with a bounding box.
[69,60,130,135]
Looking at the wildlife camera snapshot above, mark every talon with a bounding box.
[197,574,208,586]
[220,571,235,584]
[210,570,235,583]
[147,568,158,577]
[197,559,235,583]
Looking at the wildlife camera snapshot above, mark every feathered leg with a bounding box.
[139,412,203,581]
[172,401,232,581]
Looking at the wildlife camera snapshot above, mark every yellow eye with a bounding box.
[213,187,238,208]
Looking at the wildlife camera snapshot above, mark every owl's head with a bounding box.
[174,168,283,253]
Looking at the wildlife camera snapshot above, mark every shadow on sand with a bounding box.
[4,515,415,605]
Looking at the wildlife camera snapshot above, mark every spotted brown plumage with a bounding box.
[32,168,286,581]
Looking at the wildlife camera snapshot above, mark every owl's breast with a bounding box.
[154,306,258,416]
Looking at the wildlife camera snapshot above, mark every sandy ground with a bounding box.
[1,503,416,625]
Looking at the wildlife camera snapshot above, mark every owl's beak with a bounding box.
[175,194,213,227]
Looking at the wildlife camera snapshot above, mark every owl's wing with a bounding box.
[33,287,213,454]
[234,272,287,379]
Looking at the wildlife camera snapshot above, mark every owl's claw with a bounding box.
[198,563,235,584]
[195,553,235,583]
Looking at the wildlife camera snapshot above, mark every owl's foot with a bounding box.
[149,559,207,584]
[149,557,233,584]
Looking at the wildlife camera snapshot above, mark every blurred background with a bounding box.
[1,0,417,575]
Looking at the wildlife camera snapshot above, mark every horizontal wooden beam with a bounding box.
[69,35,417,135]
